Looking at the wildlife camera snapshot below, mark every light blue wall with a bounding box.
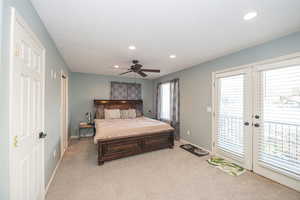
[1,0,71,198]
[0,1,299,198]
[154,31,300,151]
[70,72,155,137]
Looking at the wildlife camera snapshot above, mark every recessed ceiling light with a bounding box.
[128,45,136,50]
[243,12,257,21]
[113,65,119,68]
[169,54,176,59]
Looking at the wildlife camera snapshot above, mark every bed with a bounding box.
[94,100,175,165]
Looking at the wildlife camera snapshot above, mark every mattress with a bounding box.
[94,117,174,143]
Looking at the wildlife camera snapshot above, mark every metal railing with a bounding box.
[217,115,244,156]
[262,121,300,163]
[217,115,300,164]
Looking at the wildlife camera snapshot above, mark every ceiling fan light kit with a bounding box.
[120,60,160,77]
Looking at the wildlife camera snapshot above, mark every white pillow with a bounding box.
[127,109,136,119]
[104,109,120,119]
[120,109,129,119]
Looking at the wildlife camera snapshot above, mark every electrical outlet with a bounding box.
[187,130,191,135]
[53,150,57,158]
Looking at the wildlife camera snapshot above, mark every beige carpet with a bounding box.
[46,138,300,200]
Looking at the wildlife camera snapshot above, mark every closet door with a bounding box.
[214,68,252,169]
[253,58,300,191]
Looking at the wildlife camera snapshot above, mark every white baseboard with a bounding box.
[45,154,63,195]
[180,138,212,154]
[70,134,93,139]
[70,135,79,139]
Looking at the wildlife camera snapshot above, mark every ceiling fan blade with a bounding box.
[140,69,160,73]
[120,70,132,75]
[137,71,148,77]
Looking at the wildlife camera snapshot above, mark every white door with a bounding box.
[60,74,68,157]
[253,58,300,191]
[214,68,253,169]
[10,9,46,200]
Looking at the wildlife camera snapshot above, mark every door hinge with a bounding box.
[13,135,18,147]
[15,47,20,57]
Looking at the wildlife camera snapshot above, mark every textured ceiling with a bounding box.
[31,0,300,79]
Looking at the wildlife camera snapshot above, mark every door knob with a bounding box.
[39,132,47,139]
[244,122,250,126]
[254,123,260,127]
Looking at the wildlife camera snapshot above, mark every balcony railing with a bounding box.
[217,115,300,167]
[261,121,300,164]
[217,115,244,156]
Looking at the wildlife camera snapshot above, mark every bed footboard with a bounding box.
[97,131,174,165]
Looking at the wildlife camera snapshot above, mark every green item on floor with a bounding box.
[207,156,246,176]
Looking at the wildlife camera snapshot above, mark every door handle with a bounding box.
[254,123,260,127]
[39,132,47,139]
[244,122,250,126]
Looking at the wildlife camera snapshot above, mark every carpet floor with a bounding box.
[46,138,300,200]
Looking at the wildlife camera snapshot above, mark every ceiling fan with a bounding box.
[120,60,160,77]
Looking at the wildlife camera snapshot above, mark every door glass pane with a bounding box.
[259,65,300,176]
[217,75,244,158]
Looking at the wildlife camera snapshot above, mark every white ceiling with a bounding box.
[30,0,300,79]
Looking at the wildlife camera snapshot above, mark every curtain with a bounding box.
[111,82,141,100]
[156,82,162,120]
[170,79,180,140]
[156,79,180,140]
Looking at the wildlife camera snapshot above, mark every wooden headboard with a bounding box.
[94,100,143,119]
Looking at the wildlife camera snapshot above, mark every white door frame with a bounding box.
[212,52,300,154]
[252,57,300,191]
[212,67,253,170]
[8,7,46,199]
[60,70,69,158]
[212,52,300,191]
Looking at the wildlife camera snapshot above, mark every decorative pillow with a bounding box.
[120,109,129,119]
[104,109,120,119]
[136,108,142,117]
[95,105,105,119]
[135,103,143,117]
[127,109,136,119]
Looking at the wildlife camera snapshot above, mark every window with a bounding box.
[217,75,245,158]
[157,79,180,139]
[160,82,171,120]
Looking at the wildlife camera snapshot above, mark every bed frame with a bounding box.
[94,100,174,165]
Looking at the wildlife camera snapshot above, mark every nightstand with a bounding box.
[78,123,95,139]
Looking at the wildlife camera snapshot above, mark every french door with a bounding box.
[213,56,300,191]
[253,58,300,191]
[214,68,252,170]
